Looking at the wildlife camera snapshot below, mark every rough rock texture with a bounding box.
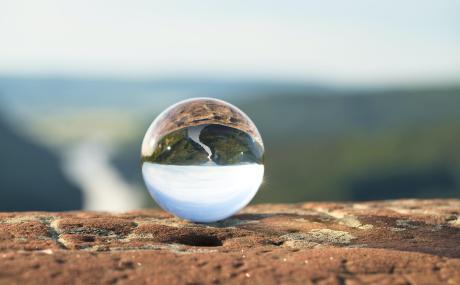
[1,199,459,285]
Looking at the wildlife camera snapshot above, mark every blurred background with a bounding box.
[0,0,459,212]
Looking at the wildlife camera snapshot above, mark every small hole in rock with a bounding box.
[173,234,223,247]
[270,240,284,246]
[286,229,299,233]
[80,235,96,242]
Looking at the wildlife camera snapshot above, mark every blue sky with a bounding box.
[0,0,459,84]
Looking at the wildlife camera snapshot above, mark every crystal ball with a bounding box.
[141,98,264,223]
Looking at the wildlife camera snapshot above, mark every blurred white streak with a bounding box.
[61,140,143,211]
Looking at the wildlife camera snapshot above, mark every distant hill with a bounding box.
[0,75,459,208]
[0,76,326,120]
[0,114,82,211]
[240,86,460,140]
[114,86,460,203]
[238,88,460,202]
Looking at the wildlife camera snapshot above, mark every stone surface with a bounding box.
[1,199,459,285]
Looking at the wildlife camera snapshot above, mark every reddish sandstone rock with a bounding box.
[0,199,459,284]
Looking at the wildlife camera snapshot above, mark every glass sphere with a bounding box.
[141,98,264,222]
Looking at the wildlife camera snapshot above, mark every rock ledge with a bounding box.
[1,199,459,284]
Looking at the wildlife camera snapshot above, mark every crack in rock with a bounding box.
[39,217,69,249]
[110,244,218,255]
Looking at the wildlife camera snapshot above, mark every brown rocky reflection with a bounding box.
[142,124,264,165]
[142,98,263,159]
